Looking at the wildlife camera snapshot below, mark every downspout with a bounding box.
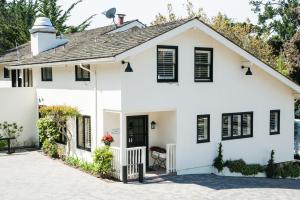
[79,64,98,149]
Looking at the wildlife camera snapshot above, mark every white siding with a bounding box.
[121,29,294,174]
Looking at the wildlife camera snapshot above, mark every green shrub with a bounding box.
[0,140,6,149]
[265,150,278,178]
[225,159,263,176]
[280,162,300,178]
[37,117,59,144]
[213,143,224,172]
[65,156,81,167]
[93,146,113,178]
[79,161,95,173]
[42,140,58,158]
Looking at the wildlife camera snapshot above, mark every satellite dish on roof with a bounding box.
[102,8,116,19]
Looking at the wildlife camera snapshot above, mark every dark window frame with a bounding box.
[157,45,178,83]
[4,67,10,78]
[194,47,213,82]
[76,115,91,151]
[222,111,253,141]
[41,67,53,81]
[75,65,90,81]
[197,114,210,143]
[270,110,280,135]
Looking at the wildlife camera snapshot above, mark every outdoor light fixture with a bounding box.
[122,60,133,72]
[151,121,156,129]
[241,66,253,76]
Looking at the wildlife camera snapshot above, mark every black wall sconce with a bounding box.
[241,66,253,75]
[151,121,156,129]
[122,60,133,72]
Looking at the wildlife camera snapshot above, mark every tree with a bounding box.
[37,0,95,34]
[284,30,300,84]
[249,0,300,53]
[39,105,80,156]
[0,0,95,53]
[0,0,37,53]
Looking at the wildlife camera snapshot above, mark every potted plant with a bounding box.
[101,133,114,146]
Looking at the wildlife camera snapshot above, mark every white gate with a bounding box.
[126,146,146,179]
[166,144,176,173]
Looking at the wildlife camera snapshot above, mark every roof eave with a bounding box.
[6,56,116,69]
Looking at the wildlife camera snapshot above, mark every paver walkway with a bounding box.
[0,151,299,200]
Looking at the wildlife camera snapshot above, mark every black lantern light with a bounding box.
[241,66,252,76]
[122,60,133,72]
[151,121,156,129]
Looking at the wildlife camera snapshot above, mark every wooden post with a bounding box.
[138,163,144,183]
[122,166,127,184]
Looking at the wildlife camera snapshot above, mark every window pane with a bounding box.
[232,114,242,136]
[270,111,279,134]
[195,49,212,81]
[84,117,91,149]
[222,115,231,138]
[197,115,209,142]
[42,67,52,81]
[157,48,176,80]
[76,65,90,81]
[4,67,10,78]
[77,117,84,148]
[242,113,251,136]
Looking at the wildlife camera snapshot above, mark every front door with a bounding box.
[127,115,149,166]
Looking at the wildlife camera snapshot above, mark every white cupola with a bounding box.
[29,17,68,56]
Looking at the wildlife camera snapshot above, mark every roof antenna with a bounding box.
[102,7,117,26]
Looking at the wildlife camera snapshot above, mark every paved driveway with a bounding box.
[0,151,299,200]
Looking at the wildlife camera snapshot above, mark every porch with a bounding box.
[103,110,177,181]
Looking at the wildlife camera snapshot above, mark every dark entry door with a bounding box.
[127,115,149,166]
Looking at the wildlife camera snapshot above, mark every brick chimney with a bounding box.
[117,14,126,26]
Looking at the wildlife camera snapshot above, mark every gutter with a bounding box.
[6,56,116,69]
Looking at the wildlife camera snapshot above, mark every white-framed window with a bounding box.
[157,46,178,82]
[194,47,213,82]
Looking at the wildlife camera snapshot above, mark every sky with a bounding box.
[57,0,258,29]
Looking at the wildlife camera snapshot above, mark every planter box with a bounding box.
[214,167,266,178]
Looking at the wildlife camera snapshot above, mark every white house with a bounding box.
[1,16,300,180]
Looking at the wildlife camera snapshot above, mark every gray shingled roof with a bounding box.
[1,19,189,66]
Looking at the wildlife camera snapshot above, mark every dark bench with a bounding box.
[0,137,16,154]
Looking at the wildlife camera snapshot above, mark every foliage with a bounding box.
[65,156,81,167]
[280,162,300,178]
[37,0,95,34]
[249,0,300,52]
[0,0,37,53]
[265,150,280,178]
[210,13,275,65]
[295,154,300,160]
[0,121,23,138]
[39,105,80,156]
[213,143,224,172]
[283,30,300,85]
[37,117,59,143]
[0,140,6,149]
[93,146,113,178]
[225,159,264,176]
[42,139,58,158]
[101,134,114,146]
[0,0,95,53]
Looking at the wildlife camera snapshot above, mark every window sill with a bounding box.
[222,135,253,141]
[77,146,91,152]
[270,132,280,135]
[197,140,210,143]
